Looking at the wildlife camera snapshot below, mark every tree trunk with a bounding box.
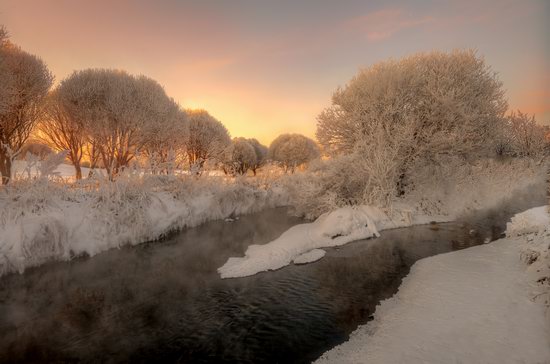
[74,163,82,180]
[0,152,12,185]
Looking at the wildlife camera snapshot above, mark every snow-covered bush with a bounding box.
[503,110,546,157]
[268,133,320,173]
[284,154,548,220]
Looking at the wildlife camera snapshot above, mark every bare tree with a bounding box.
[38,90,87,179]
[0,40,53,184]
[185,109,231,173]
[247,138,268,175]
[268,133,320,173]
[316,49,507,195]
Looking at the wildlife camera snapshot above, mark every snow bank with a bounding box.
[316,206,550,364]
[0,176,288,277]
[506,205,550,236]
[218,205,439,278]
[293,249,326,264]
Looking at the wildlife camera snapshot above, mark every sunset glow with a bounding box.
[1,0,549,144]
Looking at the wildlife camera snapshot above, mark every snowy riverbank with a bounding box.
[0,175,287,277]
[316,206,550,363]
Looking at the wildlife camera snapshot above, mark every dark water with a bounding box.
[0,189,545,364]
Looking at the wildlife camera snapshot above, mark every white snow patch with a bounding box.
[293,249,326,264]
[218,205,438,279]
[506,205,550,237]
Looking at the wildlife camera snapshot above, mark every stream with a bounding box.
[0,189,545,363]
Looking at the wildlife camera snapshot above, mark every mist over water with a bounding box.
[0,185,546,364]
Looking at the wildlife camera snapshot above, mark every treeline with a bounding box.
[0,26,319,184]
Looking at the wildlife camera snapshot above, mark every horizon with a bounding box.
[1,0,549,145]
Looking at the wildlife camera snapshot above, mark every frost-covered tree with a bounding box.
[38,90,87,179]
[0,38,53,184]
[18,141,52,160]
[140,96,188,172]
[0,26,12,116]
[316,49,507,194]
[59,69,179,178]
[223,137,257,175]
[247,138,268,175]
[506,111,546,157]
[269,133,320,173]
[185,109,231,172]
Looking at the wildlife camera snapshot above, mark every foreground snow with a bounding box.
[218,205,445,278]
[316,206,550,364]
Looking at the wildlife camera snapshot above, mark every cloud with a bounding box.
[347,8,434,42]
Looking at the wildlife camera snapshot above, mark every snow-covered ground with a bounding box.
[218,205,447,278]
[316,206,550,364]
[0,174,288,277]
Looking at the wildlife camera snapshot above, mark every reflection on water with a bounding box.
[0,190,544,364]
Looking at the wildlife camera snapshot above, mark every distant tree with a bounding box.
[269,133,320,173]
[185,109,231,173]
[316,49,507,195]
[141,99,188,173]
[38,90,87,179]
[59,69,178,178]
[506,110,546,157]
[18,141,52,160]
[223,137,257,175]
[247,138,268,175]
[0,38,53,184]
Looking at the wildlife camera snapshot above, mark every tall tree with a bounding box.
[316,49,507,195]
[0,38,53,184]
[59,69,180,178]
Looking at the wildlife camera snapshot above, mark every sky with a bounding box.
[1,0,549,145]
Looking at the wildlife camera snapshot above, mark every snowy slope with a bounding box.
[316,206,550,364]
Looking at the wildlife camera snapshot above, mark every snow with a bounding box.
[293,249,326,264]
[506,205,550,236]
[12,160,97,180]
[218,205,445,279]
[0,176,288,277]
[316,206,550,364]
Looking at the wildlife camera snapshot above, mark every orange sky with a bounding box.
[1,0,549,145]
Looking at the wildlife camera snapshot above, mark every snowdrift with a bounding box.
[218,205,439,278]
